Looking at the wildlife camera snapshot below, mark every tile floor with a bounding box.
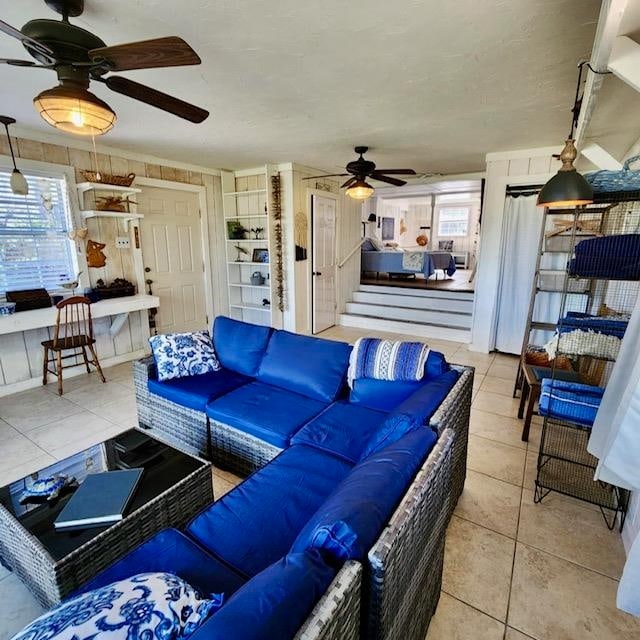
[0,326,638,640]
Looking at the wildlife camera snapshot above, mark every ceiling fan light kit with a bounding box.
[34,85,116,135]
[346,178,375,201]
[0,0,208,136]
[0,115,29,195]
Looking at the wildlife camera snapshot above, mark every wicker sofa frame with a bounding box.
[133,355,471,639]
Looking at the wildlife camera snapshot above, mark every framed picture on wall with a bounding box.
[252,248,269,263]
[381,217,395,241]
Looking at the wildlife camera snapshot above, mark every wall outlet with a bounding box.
[115,236,130,249]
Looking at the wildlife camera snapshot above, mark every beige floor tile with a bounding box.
[492,352,520,365]
[0,388,84,432]
[467,435,526,486]
[426,592,505,640]
[50,424,128,460]
[103,362,135,383]
[0,423,51,471]
[452,355,492,375]
[64,380,134,410]
[213,474,236,498]
[443,516,514,622]
[0,452,58,487]
[43,370,108,395]
[213,467,244,486]
[505,628,535,640]
[479,375,518,397]
[509,543,640,640]
[0,573,44,639]
[470,409,526,450]
[472,390,521,419]
[487,361,519,381]
[523,452,537,490]
[518,489,626,579]
[26,411,119,455]
[92,395,139,428]
[455,470,522,538]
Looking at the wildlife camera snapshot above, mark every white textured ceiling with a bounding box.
[0,0,600,173]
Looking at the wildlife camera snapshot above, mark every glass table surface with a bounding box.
[0,429,205,561]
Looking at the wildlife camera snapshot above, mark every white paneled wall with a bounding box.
[470,147,557,352]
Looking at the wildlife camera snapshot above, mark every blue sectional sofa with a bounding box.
[126,317,473,639]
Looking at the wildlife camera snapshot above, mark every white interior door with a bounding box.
[137,186,207,333]
[312,194,337,334]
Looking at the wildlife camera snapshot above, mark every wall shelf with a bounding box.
[77,182,141,196]
[223,189,267,196]
[81,210,144,231]
[230,303,271,312]
[229,283,270,290]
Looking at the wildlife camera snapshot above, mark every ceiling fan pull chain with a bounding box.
[91,130,101,182]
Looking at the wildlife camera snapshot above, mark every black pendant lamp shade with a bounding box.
[367,213,377,222]
[537,139,593,208]
[537,62,599,208]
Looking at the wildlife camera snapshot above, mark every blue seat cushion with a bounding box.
[257,330,352,402]
[73,528,246,598]
[187,551,335,640]
[186,445,352,578]
[290,402,388,464]
[291,427,438,562]
[350,350,449,411]
[205,381,327,448]
[213,316,272,377]
[148,368,250,412]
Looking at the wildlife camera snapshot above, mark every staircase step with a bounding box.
[352,291,473,314]
[339,314,471,343]
[358,284,475,302]
[345,302,472,329]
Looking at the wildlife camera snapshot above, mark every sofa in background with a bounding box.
[126,316,472,639]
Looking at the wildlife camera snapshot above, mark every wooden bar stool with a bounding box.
[42,296,106,395]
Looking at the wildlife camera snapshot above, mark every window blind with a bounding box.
[0,170,76,293]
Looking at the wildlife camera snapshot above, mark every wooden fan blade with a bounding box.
[371,169,417,175]
[341,177,358,189]
[0,58,38,66]
[104,76,209,123]
[302,174,349,180]
[370,174,406,187]
[90,37,201,72]
[0,20,55,59]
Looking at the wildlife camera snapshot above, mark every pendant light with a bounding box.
[537,62,600,208]
[0,116,29,196]
[346,178,375,201]
[34,85,116,136]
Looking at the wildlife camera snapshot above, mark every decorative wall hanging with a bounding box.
[381,217,395,241]
[271,173,285,312]
[416,234,428,247]
[86,239,107,268]
[399,219,407,235]
[295,211,308,261]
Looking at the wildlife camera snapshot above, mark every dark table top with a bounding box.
[0,429,206,561]
[527,365,583,386]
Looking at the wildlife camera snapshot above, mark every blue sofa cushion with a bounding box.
[74,528,246,598]
[205,381,327,448]
[291,427,438,562]
[148,368,250,412]
[257,330,352,402]
[186,445,352,577]
[349,350,449,411]
[187,551,335,640]
[213,316,272,377]
[290,402,388,464]
[358,412,419,461]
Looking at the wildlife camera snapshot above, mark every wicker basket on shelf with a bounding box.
[524,349,572,370]
[80,171,136,187]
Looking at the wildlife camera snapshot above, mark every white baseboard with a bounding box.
[0,349,148,397]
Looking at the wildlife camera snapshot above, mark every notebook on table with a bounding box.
[54,468,143,531]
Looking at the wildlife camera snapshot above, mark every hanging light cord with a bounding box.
[569,61,612,139]
[2,121,19,171]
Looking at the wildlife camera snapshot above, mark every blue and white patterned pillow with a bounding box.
[11,572,224,640]
[149,331,221,381]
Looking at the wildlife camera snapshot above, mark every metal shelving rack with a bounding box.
[528,197,640,530]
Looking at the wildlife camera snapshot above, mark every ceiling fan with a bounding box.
[304,146,417,200]
[0,0,209,136]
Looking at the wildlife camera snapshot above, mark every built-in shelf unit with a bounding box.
[221,167,279,328]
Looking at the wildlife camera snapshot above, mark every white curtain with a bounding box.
[494,194,543,353]
[588,293,640,616]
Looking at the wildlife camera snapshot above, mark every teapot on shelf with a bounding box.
[250,271,265,286]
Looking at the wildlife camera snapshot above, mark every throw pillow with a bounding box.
[369,236,384,251]
[149,331,220,381]
[11,573,224,640]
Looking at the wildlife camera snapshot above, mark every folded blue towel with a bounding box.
[539,379,604,427]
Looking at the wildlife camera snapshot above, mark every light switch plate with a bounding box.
[115,236,130,249]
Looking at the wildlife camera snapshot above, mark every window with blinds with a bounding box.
[0,170,76,294]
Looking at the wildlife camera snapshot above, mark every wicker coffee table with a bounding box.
[0,429,213,608]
